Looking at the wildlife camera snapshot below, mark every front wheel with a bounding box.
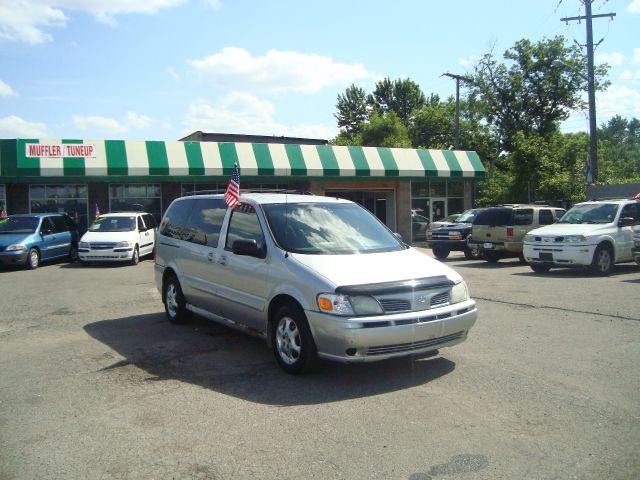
[271,304,317,375]
[589,244,613,276]
[26,248,40,270]
[130,245,139,266]
[432,246,450,260]
[164,275,190,324]
[464,244,482,260]
[530,264,551,273]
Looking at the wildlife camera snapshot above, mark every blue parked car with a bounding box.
[0,213,79,269]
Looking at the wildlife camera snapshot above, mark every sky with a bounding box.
[0,0,638,142]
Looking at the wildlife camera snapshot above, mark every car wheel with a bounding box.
[26,248,40,270]
[432,246,450,260]
[483,251,500,263]
[69,244,79,262]
[518,253,527,264]
[271,304,317,375]
[464,244,482,260]
[130,245,139,266]
[589,244,613,276]
[530,264,550,273]
[164,275,190,324]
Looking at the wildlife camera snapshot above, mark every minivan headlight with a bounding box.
[115,241,133,248]
[6,243,27,251]
[451,281,469,304]
[79,241,89,248]
[524,234,534,243]
[563,235,587,243]
[317,293,383,316]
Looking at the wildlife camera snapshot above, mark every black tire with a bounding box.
[271,304,317,375]
[530,264,551,273]
[69,244,78,262]
[432,246,450,260]
[518,253,527,264]
[130,245,139,266]
[589,244,613,276]
[464,244,482,260]
[163,275,190,324]
[26,248,40,270]
[483,251,501,263]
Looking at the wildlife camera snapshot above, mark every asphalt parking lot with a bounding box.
[1,251,639,480]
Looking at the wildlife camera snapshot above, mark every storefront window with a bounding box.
[447,182,464,196]
[29,184,88,231]
[447,198,465,216]
[410,180,468,245]
[181,183,226,196]
[110,183,161,224]
[430,181,446,197]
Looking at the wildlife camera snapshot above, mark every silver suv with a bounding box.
[154,193,477,374]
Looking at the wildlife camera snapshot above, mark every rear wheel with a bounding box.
[483,251,501,263]
[26,248,40,270]
[589,244,613,276]
[164,275,190,324]
[271,304,317,375]
[432,246,450,260]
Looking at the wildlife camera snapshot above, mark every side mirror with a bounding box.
[618,217,635,227]
[393,232,403,241]
[232,239,266,259]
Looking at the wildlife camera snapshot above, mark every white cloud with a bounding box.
[125,111,151,129]
[628,0,640,14]
[621,70,633,80]
[167,67,180,81]
[633,48,640,66]
[73,115,127,133]
[0,115,49,137]
[189,47,374,94]
[0,0,187,44]
[183,94,337,139]
[0,79,17,96]
[458,56,479,68]
[596,52,624,66]
[597,85,640,119]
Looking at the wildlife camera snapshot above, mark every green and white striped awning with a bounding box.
[1,139,485,181]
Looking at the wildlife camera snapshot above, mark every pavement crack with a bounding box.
[474,296,640,322]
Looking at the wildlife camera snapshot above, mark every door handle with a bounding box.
[207,252,214,263]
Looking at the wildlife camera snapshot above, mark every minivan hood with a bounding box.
[528,223,613,237]
[290,247,462,287]
[0,233,32,246]
[80,231,135,243]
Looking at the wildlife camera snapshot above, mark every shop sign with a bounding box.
[25,143,97,158]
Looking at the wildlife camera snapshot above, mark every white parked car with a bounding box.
[78,212,157,265]
[523,198,640,275]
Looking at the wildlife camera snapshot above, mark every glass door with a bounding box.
[430,198,446,222]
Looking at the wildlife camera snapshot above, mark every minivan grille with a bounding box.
[430,292,450,307]
[380,299,411,312]
[366,331,464,355]
[89,243,116,250]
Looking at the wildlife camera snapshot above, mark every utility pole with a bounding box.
[561,1,615,184]
[442,73,473,149]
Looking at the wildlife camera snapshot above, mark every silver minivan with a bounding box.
[154,193,477,374]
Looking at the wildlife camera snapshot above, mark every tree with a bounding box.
[360,112,411,148]
[335,85,369,135]
[469,36,609,152]
[598,116,640,184]
[372,77,426,124]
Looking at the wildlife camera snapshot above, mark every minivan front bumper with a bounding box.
[306,299,477,363]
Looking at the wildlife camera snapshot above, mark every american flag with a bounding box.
[95,203,100,219]
[225,164,241,209]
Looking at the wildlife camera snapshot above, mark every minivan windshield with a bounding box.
[88,216,136,232]
[263,202,406,254]
[0,216,38,234]
[558,203,619,224]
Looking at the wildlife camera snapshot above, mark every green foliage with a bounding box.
[372,77,426,124]
[470,36,609,152]
[359,112,412,148]
[410,100,455,149]
[597,116,640,184]
[335,84,369,135]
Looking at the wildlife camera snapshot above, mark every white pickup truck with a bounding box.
[634,230,640,266]
[522,198,640,275]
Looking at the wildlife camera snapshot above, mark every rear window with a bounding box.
[473,208,513,226]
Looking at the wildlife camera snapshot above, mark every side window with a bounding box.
[620,204,640,223]
[137,216,145,232]
[160,199,195,241]
[143,214,157,229]
[554,209,566,220]
[50,216,68,233]
[225,204,265,252]
[40,217,55,235]
[538,209,554,225]
[185,198,227,247]
[514,209,533,225]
